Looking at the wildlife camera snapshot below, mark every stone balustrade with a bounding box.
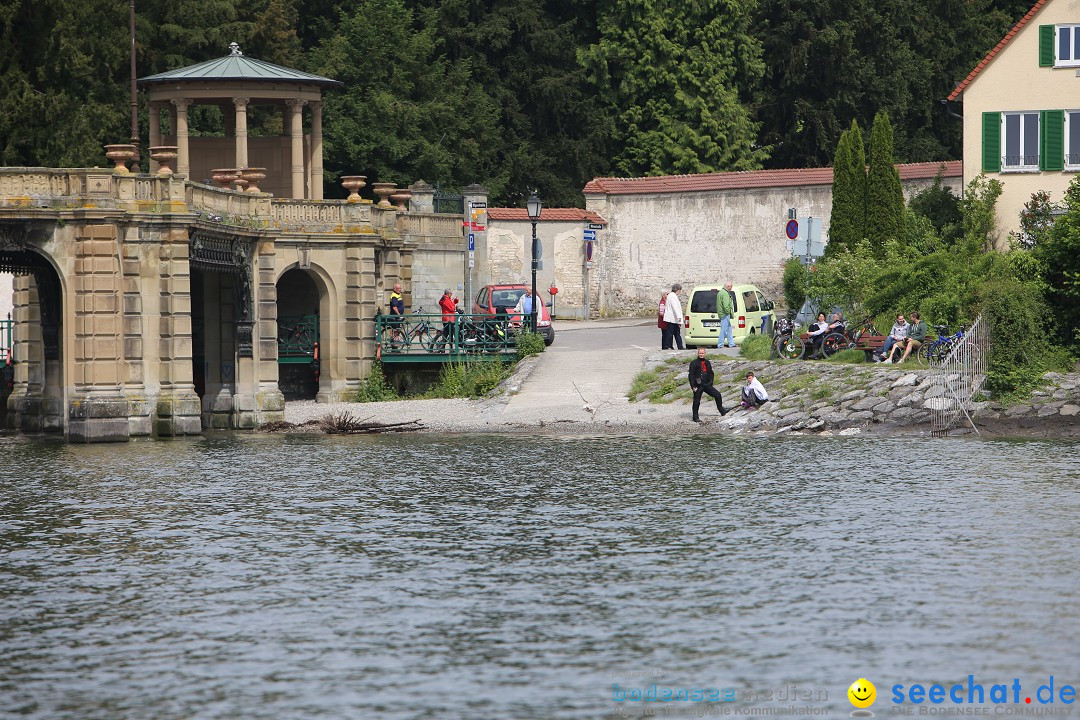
[0,169,459,241]
[401,213,463,239]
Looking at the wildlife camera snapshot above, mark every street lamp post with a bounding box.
[526,191,542,333]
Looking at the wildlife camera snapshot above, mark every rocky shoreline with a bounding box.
[631,353,1080,437]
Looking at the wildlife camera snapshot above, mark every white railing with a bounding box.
[401,213,462,238]
[929,314,989,436]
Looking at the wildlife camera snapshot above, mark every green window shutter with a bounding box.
[1041,109,1065,171]
[1040,25,1055,67]
[982,112,1001,173]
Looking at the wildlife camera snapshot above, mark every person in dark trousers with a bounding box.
[688,347,728,422]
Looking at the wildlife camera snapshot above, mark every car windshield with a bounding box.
[690,290,719,313]
[493,289,527,308]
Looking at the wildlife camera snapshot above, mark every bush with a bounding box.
[740,333,773,360]
[427,361,510,398]
[515,331,546,359]
[356,361,397,402]
[782,257,806,312]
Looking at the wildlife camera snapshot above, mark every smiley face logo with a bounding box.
[848,678,876,709]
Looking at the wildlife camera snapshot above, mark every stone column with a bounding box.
[149,103,161,173]
[171,98,192,176]
[155,228,201,436]
[309,101,324,200]
[254,240,284,425]
[287,99,306,199]
[234,96,249,169]
[69,223,129,442]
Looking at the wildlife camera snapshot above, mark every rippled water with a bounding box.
[2,433,1079,719]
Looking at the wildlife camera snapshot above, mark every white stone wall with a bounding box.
[411,239,466,311]
[476,221,598,319]
[585,175,960,316]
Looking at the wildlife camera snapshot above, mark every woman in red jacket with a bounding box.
[435,289,458,351]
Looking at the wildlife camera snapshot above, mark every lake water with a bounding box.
[2,433,1079,719]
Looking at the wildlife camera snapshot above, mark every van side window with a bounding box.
[742,291,759,312]
[477,288,489,306]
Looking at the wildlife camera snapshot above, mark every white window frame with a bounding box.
[1057,25,1080,67]
[1066,111,1080,170]
[1001,111,1040,172]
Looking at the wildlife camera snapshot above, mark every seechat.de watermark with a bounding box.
[888,677,1077,716]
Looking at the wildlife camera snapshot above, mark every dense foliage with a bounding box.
[809,174,1073,399]
[865,111,904,248]
[827,120,866,255]
[0,0,1042,205]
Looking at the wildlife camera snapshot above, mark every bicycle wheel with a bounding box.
[775,334,805,360]
[414,328,437,352]
[821,332,846,358]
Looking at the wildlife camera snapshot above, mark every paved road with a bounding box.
[500,318,739,425]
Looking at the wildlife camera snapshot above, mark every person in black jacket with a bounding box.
[688,347,728,422]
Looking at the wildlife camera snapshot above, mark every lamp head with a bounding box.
[526,190,542,220]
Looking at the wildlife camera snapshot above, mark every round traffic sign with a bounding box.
[785,219,799,240]
[586,240,594,261]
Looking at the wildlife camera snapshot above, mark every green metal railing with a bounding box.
[278,314,319,364]
[376,311,517,362]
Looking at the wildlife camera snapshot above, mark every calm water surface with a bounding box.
[1,433,1078,719]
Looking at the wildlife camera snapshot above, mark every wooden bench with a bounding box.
[853,334,890,362]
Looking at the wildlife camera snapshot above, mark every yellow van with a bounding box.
[684,284,777,348]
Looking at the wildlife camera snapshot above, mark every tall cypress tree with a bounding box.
[827,120,866,255]
[866,111,904,248]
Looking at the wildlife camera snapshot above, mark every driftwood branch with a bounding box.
[260,412,424,434]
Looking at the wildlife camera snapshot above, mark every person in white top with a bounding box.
[741,371,769,409]
[662,283,685,350]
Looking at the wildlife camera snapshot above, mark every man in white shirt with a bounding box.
[662,283,685,350]
[741,371,769,409]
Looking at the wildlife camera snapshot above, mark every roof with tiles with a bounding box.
[948,0,1047,100]
[487,208,607,224]
[581,161,961,196]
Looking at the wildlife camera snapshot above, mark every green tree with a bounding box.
[866,111,904,248]
[307,0,501,195]
[580,0,765,177]
[827,120,866,255]
[1036,176,1080,348]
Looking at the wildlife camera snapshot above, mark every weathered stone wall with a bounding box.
[411,238,465,311]
[586,174,961,317]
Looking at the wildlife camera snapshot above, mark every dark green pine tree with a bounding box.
[580,0,766,177]
[866,111,904,248]
[827,120,866,255]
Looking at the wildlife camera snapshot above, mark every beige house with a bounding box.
[949,0,1080,242]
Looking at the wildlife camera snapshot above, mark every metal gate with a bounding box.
[929,314,989,436]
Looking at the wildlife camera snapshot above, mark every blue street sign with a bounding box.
[468,232,475,251]
[584,229,596,242]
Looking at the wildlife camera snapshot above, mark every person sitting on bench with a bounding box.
[878,314,908,362]
[806,312,829,358]
[894,311,926,364]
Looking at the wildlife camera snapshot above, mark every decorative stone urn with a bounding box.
[391,188,412,212]
[148,145,178,175]
[232,175,249,192]
[104,144,137,173]
[210,168,240,188]
[241,167,267,193]
[371,182,396,208]
[341,175,367,202]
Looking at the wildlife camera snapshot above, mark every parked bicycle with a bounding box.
[921,323,966,364]
[772,316,805,359]
[381,306,439,351]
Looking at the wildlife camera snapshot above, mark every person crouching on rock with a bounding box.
[689,347,728,422]
[741,371,769,410]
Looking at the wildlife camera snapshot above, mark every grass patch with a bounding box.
[356,361,397,402]
[824,349,868,364]
[811,386,833,400]
[628,368,661,401]
[426,360,511,398]
[647,376,682,403]
[740,333,773,360]
[782,374,817,394]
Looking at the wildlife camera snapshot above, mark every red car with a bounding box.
[472,283,555,345]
